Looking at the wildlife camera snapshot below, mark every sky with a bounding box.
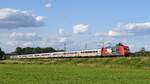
[0,0,150,52]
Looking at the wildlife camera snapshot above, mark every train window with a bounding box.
[53,52,64,55]
[64,51,78,54]
[81,50,98,53]
[41,54,50,56]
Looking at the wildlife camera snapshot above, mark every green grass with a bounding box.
[0,57,150,84]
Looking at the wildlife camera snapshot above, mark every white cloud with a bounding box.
[128,44,135,51]
[45,3,52,9]
[22,42,33,47]
[41,38,53,47]
[0,8,44,29]
[58,37,67,43]
[108,22,150,37]
[6,41,18,47]
[36,16,44,22]
[73,24,89,34]
[95,32,107,37]
[125,22,150,30]
[9,32,42,41]
[41,36,68,47]
[7,32,42,48]
[58,28,64,35]
[7,31,69,49]
[144,44,150,51]
[7,41,33,48]
[58,28,71,38]
[57,28,69,43]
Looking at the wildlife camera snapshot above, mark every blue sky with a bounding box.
[0,0,150,52]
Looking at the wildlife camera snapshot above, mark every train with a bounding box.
[10,44,130,59]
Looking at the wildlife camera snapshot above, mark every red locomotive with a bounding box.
[101,43,130,56]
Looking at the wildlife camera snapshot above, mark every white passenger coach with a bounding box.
[10,49,102,59]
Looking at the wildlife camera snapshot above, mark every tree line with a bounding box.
[14,47,56,55]
[0,48,5,60]
[130,47,150,57]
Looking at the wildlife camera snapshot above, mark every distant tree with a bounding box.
[23,47,34,54]
[42,47,56,53]
[132,47,149,57]
[16,47,23,55]
[0,48,5,60]
[33,47,42,53]
[139,47,146,53]
[14,47,56,55]
[138,47,146,56]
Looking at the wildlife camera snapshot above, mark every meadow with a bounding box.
[0,57,150,84]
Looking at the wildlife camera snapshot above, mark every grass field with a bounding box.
[0,57,150,84]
